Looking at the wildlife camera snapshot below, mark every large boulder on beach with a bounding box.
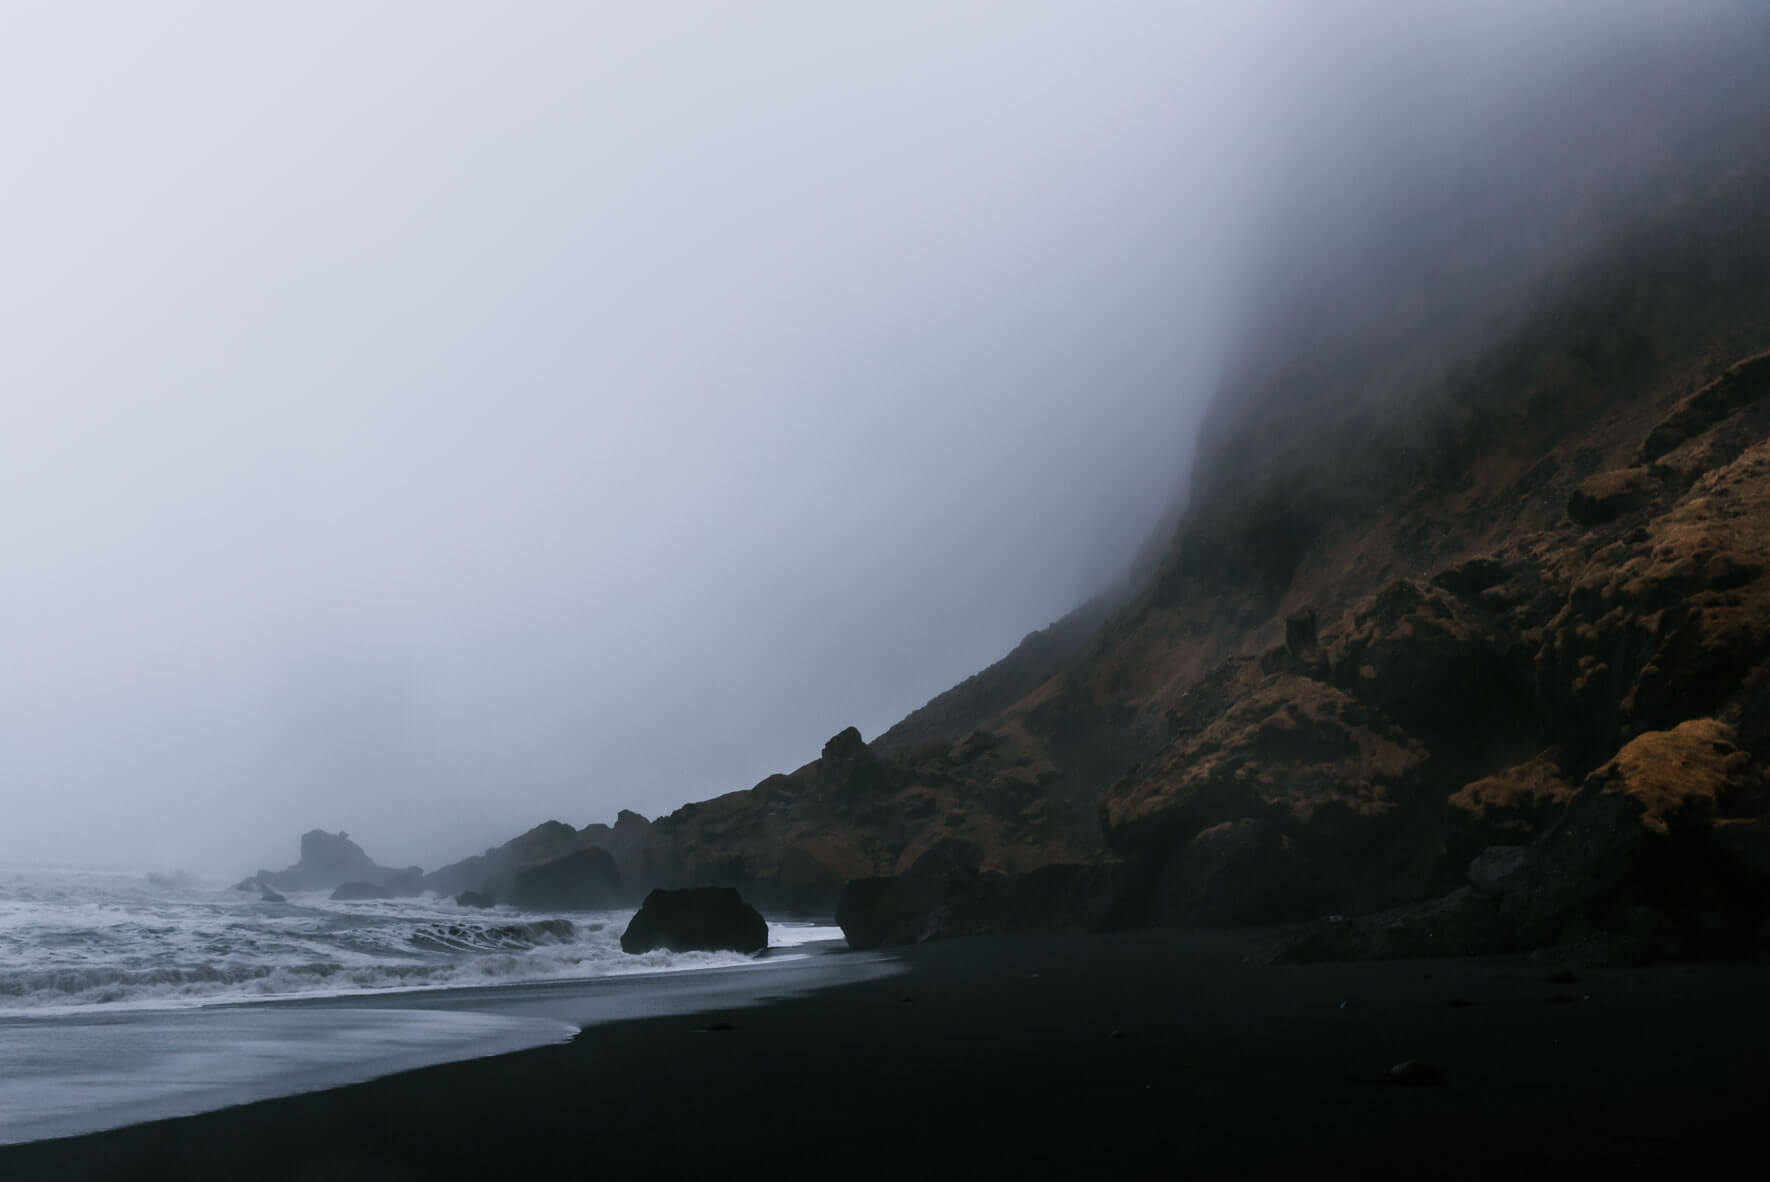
[620,887,768,954]
[510,848,623,911]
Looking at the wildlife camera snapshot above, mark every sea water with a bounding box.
[0,865,838,1014]
[0,864,845,1143]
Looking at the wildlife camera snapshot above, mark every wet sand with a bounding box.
[3,928,1766,1179]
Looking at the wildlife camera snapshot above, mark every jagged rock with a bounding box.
[574,811,653,890]
[835,840,983,950]
[257,829,412,893]
[1536,441,1770,754]
[424,818,642,902]
[1498,720,1767,957]
[837,856,1134,949]
[620,887,768,954]
[819,726,884,795]
[918,863,1135,943]
[509,848,622,911]
[1466,846,1530,897]
[1103,674,1432,914]
[455,890,495,908]
[1638,350,1770,463]
[1448,756,1576,867]
[1567,467,1659,526]
[331,881,395,901]
[1153,818,1294,926]
[1324,579,1526,752]
[1284,608,1319,658]
[1431,555,1509,597]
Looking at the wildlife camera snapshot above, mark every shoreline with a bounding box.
[0,937,891,1149]
[4,928,1768,1178]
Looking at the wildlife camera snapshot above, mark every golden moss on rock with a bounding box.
[1586,719,1753,836]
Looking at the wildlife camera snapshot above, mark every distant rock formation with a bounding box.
[255,830,421,894]
[509,848,622,911]
[423,814,651,906]
[455,890,495,909]
[620,887,767,954]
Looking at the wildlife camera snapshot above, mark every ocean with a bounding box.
[0,864,851,1143]
[0,865,836,1014]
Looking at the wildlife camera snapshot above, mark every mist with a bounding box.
[3,1,1763,874]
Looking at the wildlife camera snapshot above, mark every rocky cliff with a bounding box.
[288,79,1770,958]
[628,145,1770,959]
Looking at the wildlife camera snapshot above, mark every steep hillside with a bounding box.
[871,590,1118,757]
[625,145,1770,952]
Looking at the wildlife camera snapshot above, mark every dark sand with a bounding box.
[4,929,1766,1179]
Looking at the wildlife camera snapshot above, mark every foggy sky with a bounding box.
[3,2,1762,874]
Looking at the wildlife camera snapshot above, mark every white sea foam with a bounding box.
[0,866,841,1015]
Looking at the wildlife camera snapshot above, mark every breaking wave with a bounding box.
[0,866,839,1014]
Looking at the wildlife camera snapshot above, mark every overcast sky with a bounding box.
[3,2,1762,874]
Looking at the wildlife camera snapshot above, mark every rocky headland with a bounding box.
[256,149,1770,971]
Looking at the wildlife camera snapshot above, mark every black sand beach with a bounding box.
[4,929,1767,1180]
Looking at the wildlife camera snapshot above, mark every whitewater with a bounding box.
[0,865,840,1015]
[0,864,873,1145]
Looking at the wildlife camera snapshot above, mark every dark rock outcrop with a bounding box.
[1637,349,1770,463]
[631,723,1099,917]
[1490,720,1767,958]
[818,727,884,796]
[837,839,1136,949]
[1103,674,1434,917]
[835,839,985,950]
[257,830,416,894]
[425,815,648,905]
[1567,467,1659,526]
[917,863,1136,944]
[1448,757,1576,869]
[509,848,622,912]
[1153,818,1294,927]
[455,891,495,909]
[620,888,768,955]
[1466,845,1529,898]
